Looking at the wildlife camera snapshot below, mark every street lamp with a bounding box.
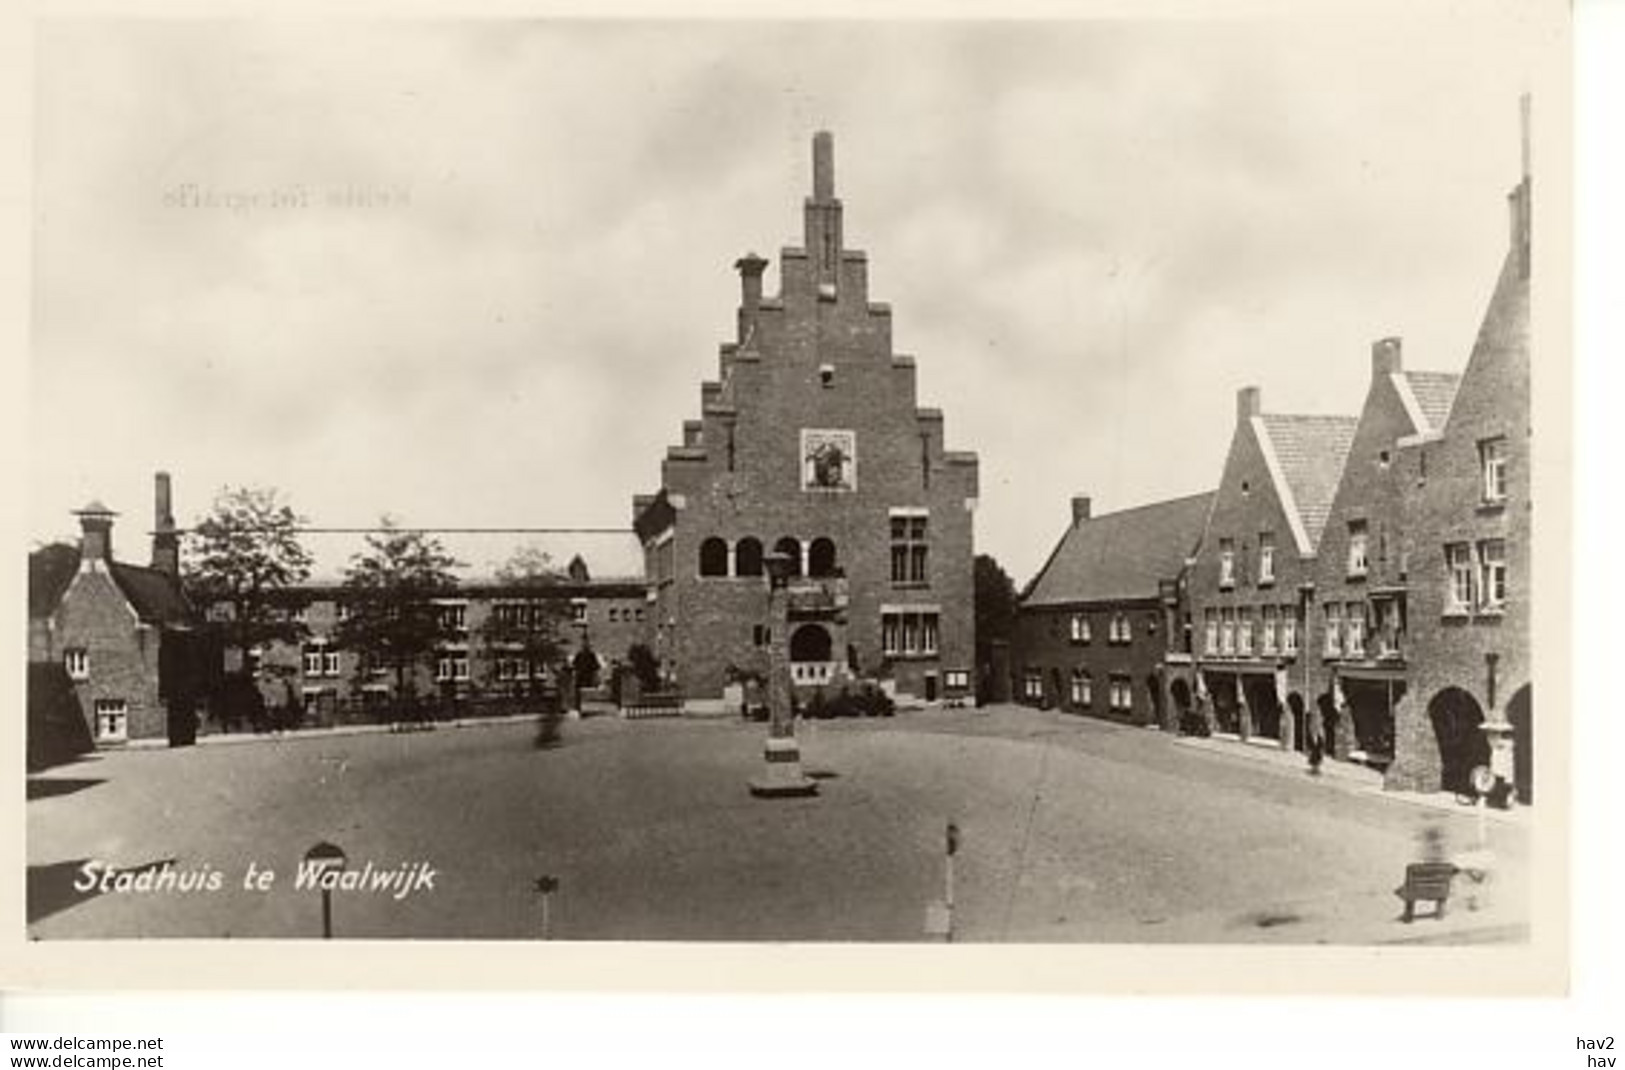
[748,550,818,798]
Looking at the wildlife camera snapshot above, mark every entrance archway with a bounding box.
[1428,687,1491,796]
[789,624,832,663]
[1508,684,1532,804]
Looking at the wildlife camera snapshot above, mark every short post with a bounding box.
[534,874,559,939]
[303,840,347,940]
[945,821,960,943]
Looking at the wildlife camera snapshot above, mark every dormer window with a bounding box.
[65,648,89,680]
[1347,521,1369,578]
[819,363,835,388]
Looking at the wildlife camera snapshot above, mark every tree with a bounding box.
[626,643,662,693]
[482,545,571,700]
[184,487,314,728]
[974,553,1019,690]
[334,519,462,717]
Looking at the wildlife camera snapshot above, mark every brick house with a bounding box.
[27,474,213,754]
[1307,337,1460,771]
[632,132,980,708]
[1387,117,1533,801]
[1014,492,1212,728]
[235,543,649,724]
[1187,388,1357,750]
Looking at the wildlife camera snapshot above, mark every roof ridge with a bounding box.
[1074,489,1215,523]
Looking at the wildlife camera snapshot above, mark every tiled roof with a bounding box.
[1257,414,1358,550]
[109,562,197,625]
[1022,492,1214,607]
[27,543,197,625]
[1401,371,1463,433]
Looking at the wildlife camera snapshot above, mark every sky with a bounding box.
[27,16,1541,584]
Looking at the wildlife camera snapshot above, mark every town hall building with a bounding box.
[632,132,980,708]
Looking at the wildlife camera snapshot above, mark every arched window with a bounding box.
[773,536,802,578]
[808,537,838,577]
[699,537,729,577]
[789,624,833,663]
[734,537,763,577]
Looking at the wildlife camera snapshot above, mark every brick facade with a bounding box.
[1186,390,1356,749]
[1014,493,1211,729]
[1388,166,1532,800]
[633,133,979,707]
[27,484,206,749]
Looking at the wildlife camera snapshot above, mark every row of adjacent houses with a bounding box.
[27,476,654,756]
[1016,115,1532,804]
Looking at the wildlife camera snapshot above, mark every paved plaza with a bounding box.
[25,706,1530,943]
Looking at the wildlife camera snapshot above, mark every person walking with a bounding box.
[1306,698,1326,775]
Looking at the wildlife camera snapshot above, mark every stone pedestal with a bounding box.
[748,734,818,798]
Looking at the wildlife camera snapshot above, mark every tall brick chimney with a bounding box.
[1509,92,1532,281]
[735,252,768,344]
[152,471,180,578]
[1236,386,1261,424]
[1071,495,1092,527]
[73,501,118,569]
[1371,336,1403,379]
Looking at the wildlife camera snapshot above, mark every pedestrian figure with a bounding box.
[1306,698,1326,775]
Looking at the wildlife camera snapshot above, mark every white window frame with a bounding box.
[1445,543,1475,613]
[944,670,969,690]
[1258,533,1275,585]
[303,647,325,677]
[1261,606,1278,655]
[1204,611,1218,655]
[1237,609,1254,656]
[94,698,128,742]
[323,651,341,677]
[1324,603,1343,656]
[1347,522,1369,578]
[1478,539,1507,611]
[1219,609,1235,656]
[1345,603,1366,657]
[1480,437,1508,504]
[1281,609,1299,655]
[1219,539,1235,588]
[64,648,90,681]
[1070,669,1092,707]
[1070,613,1091,643]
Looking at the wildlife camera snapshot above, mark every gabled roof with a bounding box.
[1396,371,1463,435]
[27,543,197,626]
[109,562,196,625]
[296,529,645,585]
[1022,492,1214,607]
[1255,414,1358,553]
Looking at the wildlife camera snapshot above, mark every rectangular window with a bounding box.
[454,654,470,681]
[1109,676,1133,712]
[1347,520,1369,578]
[1204,610,1218,655]
[1281,608,1299,654]
[439,603,468,632]
[1219,539,1235,588]
[571,600,587,623]
[890,513,930,585]
[94,698,128,742]
[882,610,940,657]
[1219,608,1235,655]
[303,647,324,677]
[1070,670,1092,707]
[1480,437,1508,503]
[323,651,341,677]
[64,648,89,680]
[1258,533,1275,585]
[436,655,454,682]
[1345,602,1366,657]
[1109,612,1131,644]
[945,670,969,690]
[1237,608,1254,656]
[1069,613,1091,643]
[1373,596,1405,657]
[1023,672,1043,701]
[1324,603,1343,656]
[1446,543,1475,613]
[1479,539,1507,610]
[1261,606,1278,655]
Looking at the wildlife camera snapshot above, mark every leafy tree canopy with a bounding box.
[974,553,1019,652]
[335,518,463,692]
[183,486,314,654]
